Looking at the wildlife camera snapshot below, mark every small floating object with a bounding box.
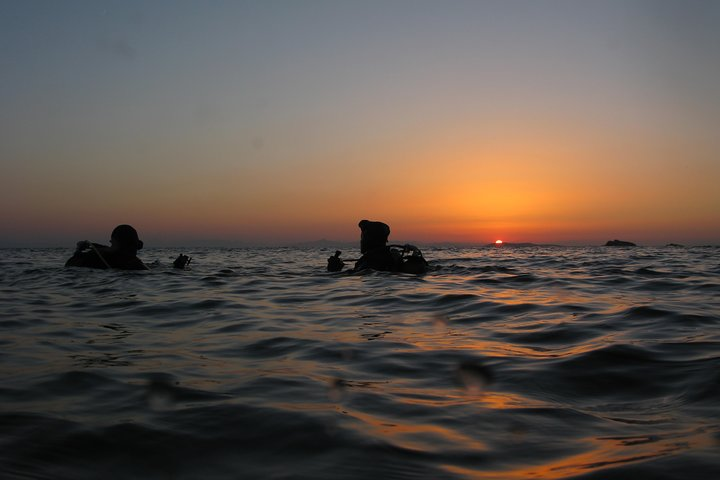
[146,379,177,410]
[327,378,347,403]
[456,361,494,394]
[431,313,449,330]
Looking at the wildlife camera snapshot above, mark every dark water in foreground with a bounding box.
[1,246,719,479]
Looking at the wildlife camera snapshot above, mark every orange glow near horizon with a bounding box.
[2,2,720,247]
[4,142,719,246]
[2,111,719,247]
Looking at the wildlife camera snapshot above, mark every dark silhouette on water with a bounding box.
[605,239,637,247]
[65,224,190,270]
[327,250,345,272]
[327,220,428,273]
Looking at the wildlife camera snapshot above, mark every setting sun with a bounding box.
[1,0,719,250]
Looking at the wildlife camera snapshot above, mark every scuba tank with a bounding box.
[388,244,428,274]
[327,245,428,273]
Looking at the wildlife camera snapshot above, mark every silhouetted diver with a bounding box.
[327,220,428,274]
[65,224,190,270]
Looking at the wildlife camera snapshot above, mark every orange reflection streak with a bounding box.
[339,407,489,453]
[394,310,612,361]
[393,386,545,411]
[442,425,718,479]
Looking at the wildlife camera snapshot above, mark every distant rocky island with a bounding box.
[604,239,637,247]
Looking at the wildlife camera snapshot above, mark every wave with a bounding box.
[1,246,719,479]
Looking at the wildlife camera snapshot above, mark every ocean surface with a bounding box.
[1,246,719,479]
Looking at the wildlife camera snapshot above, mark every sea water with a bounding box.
[0,246,718,479]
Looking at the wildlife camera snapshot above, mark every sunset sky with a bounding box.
[2,0,719,247]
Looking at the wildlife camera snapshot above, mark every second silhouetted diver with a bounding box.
[327,220,428,274]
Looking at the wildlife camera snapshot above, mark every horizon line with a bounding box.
[1,239,717,249]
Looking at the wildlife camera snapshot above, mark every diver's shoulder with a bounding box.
[105,252,148,270]
[65,250,106,268]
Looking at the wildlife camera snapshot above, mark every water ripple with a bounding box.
[0,246,718,479]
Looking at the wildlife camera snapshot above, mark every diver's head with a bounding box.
[358,220,390,254]
[110,224,144,253]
